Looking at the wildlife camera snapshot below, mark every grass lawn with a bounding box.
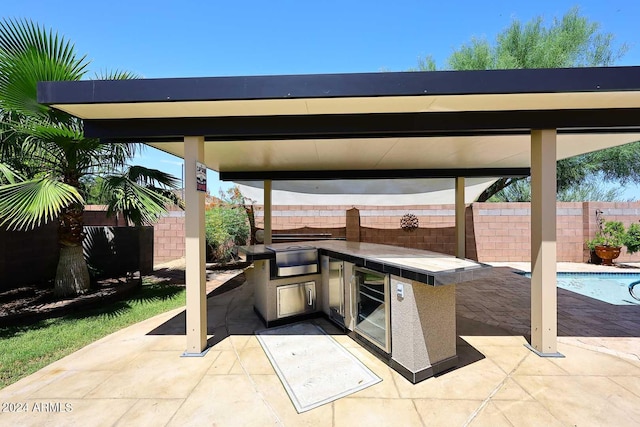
[0,281,185,389]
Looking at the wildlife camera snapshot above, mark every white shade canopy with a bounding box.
[235,178,496,205]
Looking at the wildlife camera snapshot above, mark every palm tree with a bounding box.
[0,19,180,296]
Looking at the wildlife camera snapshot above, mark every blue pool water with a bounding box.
[523,273,640,306]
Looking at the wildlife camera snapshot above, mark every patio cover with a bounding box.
[38,66,640,358]
[38,67,640,176]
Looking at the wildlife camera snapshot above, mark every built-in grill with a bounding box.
[267,245,319,277]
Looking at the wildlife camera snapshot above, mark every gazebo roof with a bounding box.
[38,66,640,182]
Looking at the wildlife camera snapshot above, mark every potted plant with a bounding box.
[586,237,603,264]
[586,211,626,265]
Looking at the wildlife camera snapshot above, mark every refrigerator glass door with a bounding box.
[354,268,390,352]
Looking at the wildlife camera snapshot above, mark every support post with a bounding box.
[264,180,272,245]
[455,177,466,259]
[183,136,208,356]
[528,129,562,357]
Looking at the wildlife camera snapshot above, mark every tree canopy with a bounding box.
[417,7,638,202]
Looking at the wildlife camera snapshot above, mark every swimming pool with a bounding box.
[523,272,640,306]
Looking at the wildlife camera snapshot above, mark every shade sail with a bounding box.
[235,178,496,205]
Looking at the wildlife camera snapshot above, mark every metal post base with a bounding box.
[524,343,565,358]
[181,346,212,358]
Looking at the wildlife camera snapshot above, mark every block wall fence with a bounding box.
[4,202,639,287]
[152,201,640,264]
[1,205,151,289]
[153,211,186,263]
[28,202,640,266]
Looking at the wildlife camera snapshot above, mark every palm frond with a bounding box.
[0,177,84,230]
[101,166,183,226]
[25,120,84,142]
[94,69,141,80]
[0,162,25,184]
[0,112,24,161]
[125,165,181,188]
[108,143,142,166]
[0,18,89,78]
[0,18,89,118]
[148,186,185,209]
[13,117,126,176]
[103,178,171,226]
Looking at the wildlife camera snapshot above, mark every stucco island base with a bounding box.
[388,277,457,383]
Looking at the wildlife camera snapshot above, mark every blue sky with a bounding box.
[4,0,640,198]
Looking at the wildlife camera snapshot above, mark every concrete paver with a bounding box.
[1,264,639,426]
[115,399,184,427]
[334,398,423,427]
[468,402,512,427]
[514,375,640,426]
[413,399,483,427]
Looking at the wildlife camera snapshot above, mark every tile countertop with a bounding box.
[238,241,492,286]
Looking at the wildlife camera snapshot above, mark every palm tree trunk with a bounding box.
[245,204,257,245]
[54,245,90,296]
[55,202,90,296]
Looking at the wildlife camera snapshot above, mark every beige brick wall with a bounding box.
[148,201,640,264]
[471,202,585,262]
[254,205,348,229]
[471,201,640,262]
[153,212,185,264]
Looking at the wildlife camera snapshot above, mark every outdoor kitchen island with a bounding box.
[239,240,491,383]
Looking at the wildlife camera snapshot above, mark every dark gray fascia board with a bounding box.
[38,66,640,105]
[83,108,640,140]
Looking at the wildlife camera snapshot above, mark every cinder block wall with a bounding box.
[471,202,640,262]
[358,205,458,254]
[147,201,640,264]
[153,211,185,264]
[471,202,584,262]
[254,205,348,229]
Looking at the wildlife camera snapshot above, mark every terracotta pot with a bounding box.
[588,250,602,265]
[594,245,621,266]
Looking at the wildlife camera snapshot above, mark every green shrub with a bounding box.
[599,220,626,247]
[625,222,640,254]
[205,204,249,262]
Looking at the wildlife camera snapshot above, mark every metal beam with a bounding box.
[84,109,640,140]
[219,168,530,182]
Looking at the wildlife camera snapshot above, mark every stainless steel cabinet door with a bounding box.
[277,281,316,318]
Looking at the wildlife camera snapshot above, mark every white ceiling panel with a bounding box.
[148,132,640,173]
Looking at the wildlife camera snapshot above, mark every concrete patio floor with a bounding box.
[1,264,639,426]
